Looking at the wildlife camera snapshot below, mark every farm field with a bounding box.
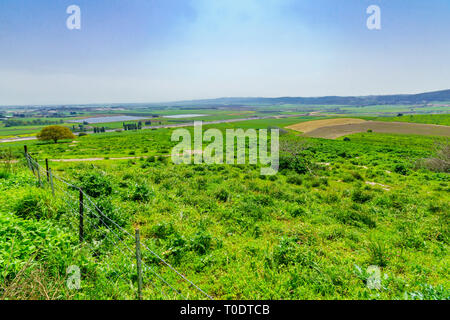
[362,114,450,126]
[2,103,449,140]
[0,114,449,300]
[286,118,367,133]
[0,106,310,139]
[287,118,450,139]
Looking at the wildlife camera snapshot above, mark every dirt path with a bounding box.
[0,136,38,143]
[49,156,144,162]
[48,150,203,162]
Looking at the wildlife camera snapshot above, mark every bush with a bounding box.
[214,188,229,202]
[351,171,364,180]
[90,196,130,230]
[13,192,60,220]
[289,206,307,217]
[279,155,310,174]
[190,231,212,255]
[416,142,450,173]
[335,209,376,228]
[150,222,177,239]
[78,132,88,137]
[147,156,156,163]
[393,164,408,175]
[367,241,389,267]
[351,187,373,203]
[78,172,113,198]
[0,170,10,179]
[286,174,303,185]
[272,237,299,267]
[129,183,153,202]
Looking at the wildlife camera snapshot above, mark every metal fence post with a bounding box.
[45,158,50,182]
[49,168,55,196]
[24,149,32,171]
[79,189,84,243]
[36,162,42,187]
[135,229,143,300]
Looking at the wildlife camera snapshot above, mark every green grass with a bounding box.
[0,124,448,299]
[361,114,450,126]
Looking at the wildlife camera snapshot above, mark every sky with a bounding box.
[0,0,449,106]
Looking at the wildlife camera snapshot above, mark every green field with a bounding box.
[362,114,450,126]
[1,113,449,300]
[2,103,449,139]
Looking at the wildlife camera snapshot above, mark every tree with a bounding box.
[37,125,75,143]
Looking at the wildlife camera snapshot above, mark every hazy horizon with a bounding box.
[1,0,449,106]
[1,88,450,108]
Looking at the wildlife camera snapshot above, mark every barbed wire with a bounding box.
[23,152,213,300]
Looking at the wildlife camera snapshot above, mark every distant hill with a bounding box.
[164,89,450,107]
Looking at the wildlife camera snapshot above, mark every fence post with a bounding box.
[24,146,32,171]
[36,162,42,187]
[79,189,84,243]
[135,229,143,300]
[45,159,50,182]
[49,168,55,197]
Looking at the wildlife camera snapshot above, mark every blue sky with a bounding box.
[0,0,449,105]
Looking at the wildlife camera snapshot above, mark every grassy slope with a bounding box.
[1,125,449,299]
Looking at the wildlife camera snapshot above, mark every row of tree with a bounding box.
[123,122,143,131]
[93,127,106,133]
[71,124,87,133]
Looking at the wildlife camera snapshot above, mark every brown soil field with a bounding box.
[286,118,367,133]
[303,121,450,139]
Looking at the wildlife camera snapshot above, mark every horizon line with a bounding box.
[1,88,449,109]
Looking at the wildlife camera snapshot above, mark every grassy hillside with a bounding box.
[1,126,448,300]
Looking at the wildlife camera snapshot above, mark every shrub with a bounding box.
[279,155,310,174]
[393,164,408,175]
[286,174,303,185]
[351,171,364,180]
[279,139,311,174]
[150,222,176,239]
[351,188,373,203]
[416,142,450,173]
[0,170,10,179]
[129,183,153,202]
[214,188,229,202]
[147,156,156,163]
[13,192,59,220]
[78,132,88,137]
[272,237,299,267]
[90,196,130,230]
[335,209,376,228]
[289,206,307,217]
[367,241,389,267]
[78,172,113,198]
[190,231,212,255]
[343,137,351,142]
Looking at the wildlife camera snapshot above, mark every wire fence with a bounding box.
[22,146,213,300]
